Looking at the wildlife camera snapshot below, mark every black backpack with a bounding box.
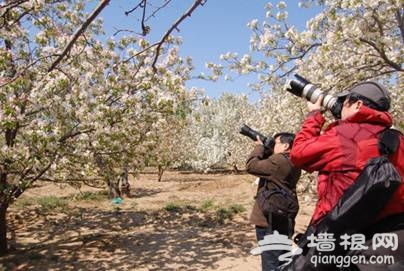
[281,128,402,271]
[317,128,402,235]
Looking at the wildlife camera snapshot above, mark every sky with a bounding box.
[100,0,321,100]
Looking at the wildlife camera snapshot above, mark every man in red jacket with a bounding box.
[290,81,404,270]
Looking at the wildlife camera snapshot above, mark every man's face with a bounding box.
[341,96,362,120]
[273,136,289,154]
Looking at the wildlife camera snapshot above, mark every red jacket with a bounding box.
[290,106,404,224]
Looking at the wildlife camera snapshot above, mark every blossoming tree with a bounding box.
[212,0,403,126]
[203,0,403,203]
[0,0,201,255]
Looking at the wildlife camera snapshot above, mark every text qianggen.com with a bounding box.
[310,253,395,268]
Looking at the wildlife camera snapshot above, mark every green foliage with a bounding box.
[215,207,234,224]
[113,206,122,214]
[36,196,68,212]
[228,203,246,214]
[164,202,181,212]
[214,204,246,224]
[13,198,34,209]
[200,199,214,211]
[70,190,108,202]
[163,200,197,212]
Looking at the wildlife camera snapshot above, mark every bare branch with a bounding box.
[145,0,173,21]
[126,0,149,35]
[140,0,149,35]
[151,0,206,71]
[122,41,159,64]
[125,0,144,16]
[21,160,55,190]
[112,28,138,37]
[288,43,322,61]
[121,0,205,68]
[48,0,110,72]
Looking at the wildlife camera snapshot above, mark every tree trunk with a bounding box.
[232,163,239,174]
[94,154,121,198]
[119,166,130,197]
[0,203,8,256]
[1,0,19,255]
[107,177,121,199]
[157,165,165,182]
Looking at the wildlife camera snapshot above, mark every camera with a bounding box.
[239,124,275,150]
[285,74,344,119]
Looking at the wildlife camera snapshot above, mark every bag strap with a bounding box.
[267,211,273,233]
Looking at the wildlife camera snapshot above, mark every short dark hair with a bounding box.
[346,93,390,111]
[346,81,391,111]
[274,132,296,150]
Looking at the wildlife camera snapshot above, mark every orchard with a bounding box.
[0,0,402,265]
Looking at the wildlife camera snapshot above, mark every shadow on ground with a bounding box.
[2,206,255,271]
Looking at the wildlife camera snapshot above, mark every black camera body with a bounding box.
[286,74,344,119]
[239,124,275,150]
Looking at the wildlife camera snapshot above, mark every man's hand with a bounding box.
[307,95,323,112]
[255,135,263,146]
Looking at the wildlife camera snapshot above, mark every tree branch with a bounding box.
[125,0,144,16]
[0,0,28,10]
[140,0,149,35]
[48,0,110,72]
[112,28,138,37]
[151,0,206,71]
[359,37,403,71]
[145,0,173,21]
[59,128,95,144]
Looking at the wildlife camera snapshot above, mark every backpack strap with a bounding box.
[267,211,273,233]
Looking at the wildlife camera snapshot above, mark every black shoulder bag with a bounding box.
[280,128,402,271]
[256,154,300,238]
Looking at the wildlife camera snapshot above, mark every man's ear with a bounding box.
[355,100,363,110]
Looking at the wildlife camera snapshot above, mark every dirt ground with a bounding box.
[1,170,315,271]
